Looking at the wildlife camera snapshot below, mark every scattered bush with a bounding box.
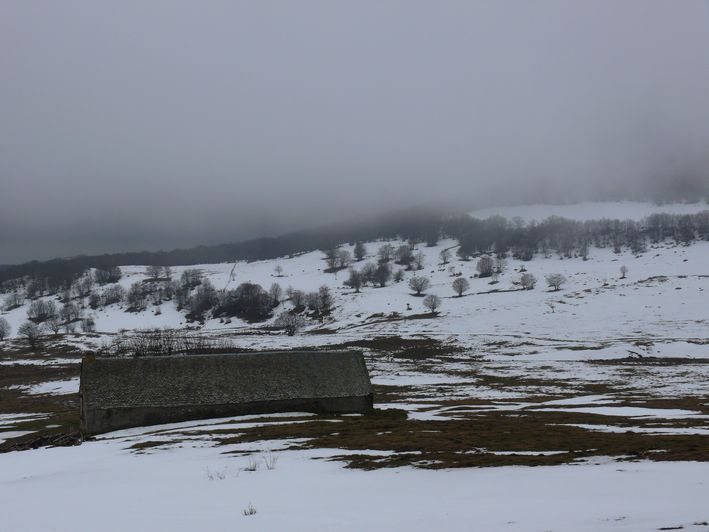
[452,277,470,297]
[60,302,83,323]
[353,241,367,261]
[94,266,122,285]
[47,316,62,335]
[413,251,425,271]
[274,311,307,335]
[545,273,567,291]
[0,318,11,341]
[372,263,392,287]
[344,268,363,293]
[395,245,414,268]
[103,328,235,357]
[476,256,494,278]
[287,288,306,310]
[269,282,283,306]
[81,317,96,333]
[214,282,270,322]
[423,294,442,314]
[520,273,537,290]
[102,285,126,306]
[377,244,395,263]
[126,282,149,311]
[18,321,43,348]
[27,300,57,323]
[3,292,24,311]
[408,276,430,296]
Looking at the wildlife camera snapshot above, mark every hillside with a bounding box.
[1,201,708,351]
[1,201,708,531]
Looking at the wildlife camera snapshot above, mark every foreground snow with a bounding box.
[0,428,707,532]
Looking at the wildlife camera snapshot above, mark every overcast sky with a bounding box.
[2,1,709,264]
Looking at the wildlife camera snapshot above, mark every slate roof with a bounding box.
[80,350,372,410]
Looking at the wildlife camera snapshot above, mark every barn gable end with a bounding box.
[80,350,373,435]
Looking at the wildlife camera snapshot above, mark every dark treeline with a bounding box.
[2,206,709,295]
[448,211,709,260]
[0,207,445,291]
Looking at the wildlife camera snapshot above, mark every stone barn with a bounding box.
[80,350,373,435]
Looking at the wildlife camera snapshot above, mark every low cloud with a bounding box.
[2,1,708,263]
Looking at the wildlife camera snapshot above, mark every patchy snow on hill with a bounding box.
[1,201,708,532]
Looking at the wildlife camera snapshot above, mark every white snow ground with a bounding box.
[0,434,707,532]
[1,202,708,531]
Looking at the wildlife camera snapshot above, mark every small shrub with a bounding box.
[242,503,257,517]
[262,450,279,470]
[243,456,259,472]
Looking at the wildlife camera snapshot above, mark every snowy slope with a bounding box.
[2,202,709,532]
[1,201,708,362]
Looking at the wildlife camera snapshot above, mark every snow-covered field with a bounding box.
[1,427,708,532]
[1,202,708,531]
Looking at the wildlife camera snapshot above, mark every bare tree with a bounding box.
[413,251,425,271]
[476,256,494,278]
[377,244,395,263]
[145,265,162,280]
[336,249,352,269]
[408,276,430,296]
[288,289,305,310]
[395,245,414,267]
[60,302,83,323]
[162,266,173,280]
[520,273,537,290]
[361,262,377,285]
[274,265,284,277]
[317,285,334,317]
[18,321,43,348]
[344,268,363,293]
[81,317,96,333]
[372,263,392,287]
[439,249,451,265]
[269,283,283,306]
[47,315,62,335]
[452,277,470,297]
[3,292,24,311]
[27,300,57,323]
[620,265,628,279]
[0,318,11,341]
[353,242,367,261]
[274,311,307,336]
[393,268,405,282]
[94,266,122,284]
[324,249,339,271]
[423,294,442,314]
[545,273,567,291]
[180,269,203,289]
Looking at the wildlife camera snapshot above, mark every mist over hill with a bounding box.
[3,2,709,263]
